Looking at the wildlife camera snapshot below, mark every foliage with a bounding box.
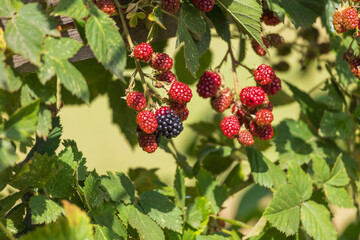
[0,0,359,239]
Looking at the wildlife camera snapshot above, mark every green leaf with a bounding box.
[288,163,313,201]
[36,108,52,138]
[4,100,40,142]
[148,6,166,29]
[317,81,343,111]
[174,167,185,210]
[11,153,60,189]
[196,169,228,214]
[319,111,354,140]
[326,154,350,187]
[0,139,18,172]
[0,52,22,92]
[101,172,135,204]
[196,235,228,240]
[4,3,59,65]
[128,205,165,240]
[195,24,211,56]
[301,200,337,240]
[216,0,264,49]
[30,195,63,224]
[53,0,90,19]
[46,147,76,198]
[271,0,326,28]
[275,119,316,167]
[85,10,127,80]
[0,167,11,191]
[84,170,104,209]
[195,145,233,174]
[139,190,183,233]
[312,154,330,185]
[246,148,287,189]
[0,191,23,217]
[0,0,20,17]
[264,184,301,236]
[89,203,127,238]
[94,225,123,240]
[324,184,354,208]
[205,6,231,43]
[185,197,211,231]
[20,200,94,240]
[180,4,206,35]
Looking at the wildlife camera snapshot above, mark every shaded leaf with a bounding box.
[319,111,354,140]
[53,0,90,19]
[174,167,185,210]
[84,170,104,209]
[326,154,350,187]
[288,163,313,201]
[185,197,211,231]
[30,195,63,224]
[312,154,330,185]
[101,172,135,204]
[0,139,18,172]
[205,6,231,43]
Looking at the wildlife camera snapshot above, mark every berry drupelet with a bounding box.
[261,10,281,26]
[96,0,116,15]
[254,64,276,86]
[192,0,214,12]
[255,109,274,126]
[251,37,269,56]
[138,132,158,153]
[212,88,233,113]
[238,130,254,147]
[155,107,184,139]
[156,71,177,84]
[161,0,180,13]
[261,77,282,95]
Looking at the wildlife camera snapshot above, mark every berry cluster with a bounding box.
[127,43,193,153]
[161,0,180,13]
[197,64,282,147]
[95,0,116,15]
[251,34,284,56]
[192,0,214,12]
[261,10,281,26]
[332,6,359,34]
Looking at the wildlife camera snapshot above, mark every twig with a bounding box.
[228,44,241,98]
[215,49,230,71]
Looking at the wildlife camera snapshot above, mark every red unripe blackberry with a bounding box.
[255,109,274,126]
[155,107,183,139]
[261,77,282,95]
[192,0,214,12]
[220,116,241,139]
[251,37,269,56]
[237,130,254,147]
[170,101,186,112]
[126,92,146,111]
[250,122,273,140]
[232,104,247,124]
[261,10,281,26]
[177,108,189,122]
[161,0,180,13]
[349,58,360,78]
[240,86,265,109]
[263,102,274,112]
[254,64,276,86]
[136,110,158,134]
[96,0,116,15]
[138,132,158,153]
[150,53,173,72]
[156,71,177,84]
[342,7,359,31]
[333,10,347,33]
[133,43,154,62]
[212,88,233,113]
[168,82,193,104]
[266,34,284,47]
[197,71,222,98]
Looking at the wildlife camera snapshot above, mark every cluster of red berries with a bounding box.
[197,64,281,147]
[161,0,180,13]
[251,34,284,57]
[261,10,281,26]
[192,0,215,12]
[93,0,116,15]
[332,6,359,34]
[127,43,193,153]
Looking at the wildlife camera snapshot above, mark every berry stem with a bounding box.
[228,44,241,98]
[215,49,230,71]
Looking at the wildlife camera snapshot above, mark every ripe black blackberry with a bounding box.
[155,107,184,139]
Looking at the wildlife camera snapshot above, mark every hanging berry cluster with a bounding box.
[160,0,214,13]
[127,43,193,153]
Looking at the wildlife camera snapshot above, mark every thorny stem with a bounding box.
[228,44,241,98]
[0,221,16,240]
[115,0,153,106]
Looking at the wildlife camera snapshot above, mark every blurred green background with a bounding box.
[58,20,357,236]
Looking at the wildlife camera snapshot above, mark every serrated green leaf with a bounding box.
[46,37,83,60]
[185,197,211,231]
[246,148,286,189]
[30,195,63,224]
[196,169,227,214]
[84,170,104,209]
[271,0,325,28]
[46,147,76,198]
[286,82,323,128]
[301,200,337,240]
[205,6,231,43]
[180,4,206,35]
[312,154,330,185]
[174,167,185,210]
[139,190,183,233]
[89,203,127,238]
[324,184,354,208]
[36,108,52,138]
[85,10,127,79]
[0,0,20,17]
[275,119,316,167]
[319,111,354,140]
[264,184,301,236]
[243,217,267,240]
[94,225,123,240]
[20,200,93,240]
[128,205,165,240]
[4,100,40,142]
[4,3,59,65]
[11,153,60,189]
[216,0,264,49]
[21,75,56,105]
[0,52,22,92]
[317,81,343,112]
[0,139,18,172]
[0,168,11,191]
[195,23,211,56]
[53,0,90,19]
[288,164,313,201]
[116,203,130,228]
[326,154,350,187]
[101,172,135,204]
[195,145,233,174]
[148,6,166,29]
[40,117,62,156]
